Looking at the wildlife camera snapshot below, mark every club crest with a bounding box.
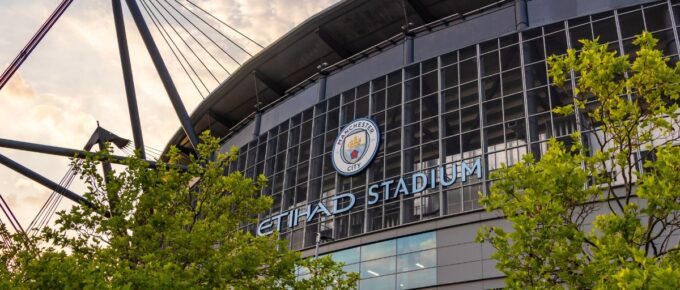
[332,118,380,176]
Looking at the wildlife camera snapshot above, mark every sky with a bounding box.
[0,0,337,231]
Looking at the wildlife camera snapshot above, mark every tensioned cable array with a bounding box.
[138,0,263,99]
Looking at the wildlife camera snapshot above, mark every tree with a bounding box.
[477,32,680,289]
[0,132,358,289]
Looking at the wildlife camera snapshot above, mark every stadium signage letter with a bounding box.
[256,158,482,236]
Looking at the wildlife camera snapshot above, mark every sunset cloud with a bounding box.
[0,0,337,231]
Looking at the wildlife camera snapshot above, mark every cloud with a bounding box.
[0,0,338,231]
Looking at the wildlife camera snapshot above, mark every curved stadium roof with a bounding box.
[165,0,510,154]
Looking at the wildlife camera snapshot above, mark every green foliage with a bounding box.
[478,32,680,289]
[0,131,358,289]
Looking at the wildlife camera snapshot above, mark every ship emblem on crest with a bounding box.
[341,131,369,164]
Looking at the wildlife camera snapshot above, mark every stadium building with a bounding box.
[164,0,680,288]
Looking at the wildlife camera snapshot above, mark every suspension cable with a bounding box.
[179,0,264,49]
[139,0,207,97]
[158,0,232,74]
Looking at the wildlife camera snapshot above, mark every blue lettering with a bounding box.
[368,184,380,205]
[411,172,427,194]
[462,158,482,182]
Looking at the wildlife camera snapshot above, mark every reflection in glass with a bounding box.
[360,275,396,290]
[360,257,396,278]
[397,232,436,254]
[361,239,396,261]
[396,268,437,289]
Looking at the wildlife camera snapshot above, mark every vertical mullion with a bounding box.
[667,0,680,57]
[437,55,445,217]
[476,44,486,198]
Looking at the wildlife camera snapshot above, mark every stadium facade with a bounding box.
[166,0,680,288]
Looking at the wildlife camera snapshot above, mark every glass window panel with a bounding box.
[462,131,481,157]
[482,75,501,100]
[330,247,360,265]
[386,130,402,153]
[356,96,369,118]
[405,63,419,79]
[441,64,458,89]
[442,87,459,112]
[397,232,436,254]
[459,58,478,84]
[523,26,542,39]
[441,51,457,66]
[443,111,460,137]
[403,147,420,173]
[387,84,402,108]
[443,135,460,162]
[653,29,678,56]
[372,90,386,113]
[397,267,436,289]
[484,99,503,126]
[460,45,476,60]
[372,76,386,91]
[445,188,462,214]
[544,31,569,56]
[463,183,482,210]
[404,123,420,148]
[404,100,420,124]
[388,69,403,86]
[550,84,573,109]
[421,94,438,119]
[485,124,505,152]
[504,93,525,120]
[526,87,550,115]
[402,197,421,224]
[422,72,438,96]
[500,44,520,71]
[386,106,402,131]
[569,24,593,50]
[461,106,480,131]
[421,142,439,168]
[543,21,565,34]
[500,33,519,47]
[529,112,553,142]
[501,68,523,96]
[361,256,396,278]
[421,193,440,219]
[619,10,645,38]
[592,17,618,43]
[644,4,672,32]
[480,38,498,53]
[385,153,401,178]
[350,211,364,236]
[360,275,396,290]
[301,121,312,141]
[505,119,527,147]
[460,81,479,108]
[481,51,500,76]
[367,206,383,231]
[523,37,545,64]
[405,78,420,101]
[370,156,384,182]
[385,201,400,228]
[524,62,548,89]
[342,103,355,125]
[361,239,396,261]
[326,109,339,129]
[422,58,437,73]
[421,119,439,144]
[397,249,436,272]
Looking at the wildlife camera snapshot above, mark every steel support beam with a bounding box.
[112,0,145,159]
[124,0,200,149]
[0,154,94,209]
[0,138,184,170]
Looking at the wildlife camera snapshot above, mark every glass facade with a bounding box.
[297,232,437,290]
[228,1,680,251]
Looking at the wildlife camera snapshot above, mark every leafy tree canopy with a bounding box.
[0,132,358,289]
[478,32,680,289]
